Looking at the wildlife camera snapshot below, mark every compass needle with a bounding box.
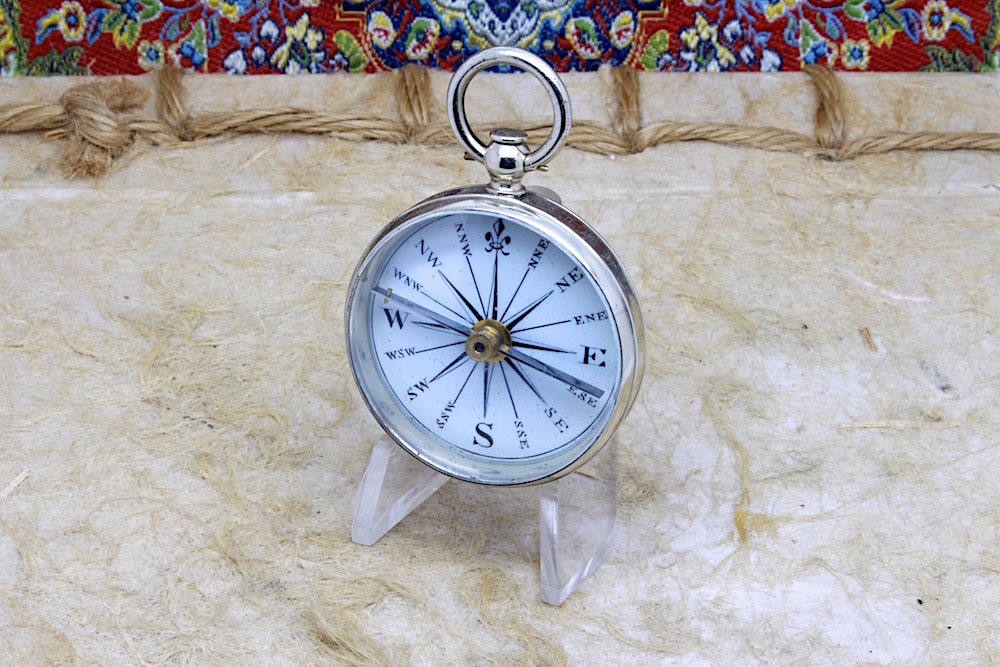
[504,357,546,405]
[373,286,470,335]
[505,348,605,398]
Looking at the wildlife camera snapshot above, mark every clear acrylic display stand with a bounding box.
[351,435,618,606]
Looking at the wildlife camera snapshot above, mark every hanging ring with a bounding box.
[447,47,572,172]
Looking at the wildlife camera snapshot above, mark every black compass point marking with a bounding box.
[465,257,487,317]
[509,319,572,335]
[505,290,553,331]
[419,288,472,325]
[453,363,478,404]
[499,268,530,322]
[489,252,500,321]
[413,320,460,333]
[499,361,519,420]
[504,357,547,405]
[430,351,469,384]
[511,341,572,354]
[483,362,495,418]
[439,270,483,322]
[414,341,466,354]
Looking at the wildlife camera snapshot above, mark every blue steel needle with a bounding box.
[374,286,604,399]
[374,287,470,335]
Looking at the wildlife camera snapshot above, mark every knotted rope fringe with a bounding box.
[0,65,997,177]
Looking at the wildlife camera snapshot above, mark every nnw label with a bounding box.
[454,223,472,257]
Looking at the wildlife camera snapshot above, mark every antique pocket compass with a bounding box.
[346,47,644,604]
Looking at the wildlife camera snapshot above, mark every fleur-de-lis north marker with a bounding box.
[485,219,511,255]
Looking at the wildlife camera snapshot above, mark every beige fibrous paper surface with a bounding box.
[0,70,998,665]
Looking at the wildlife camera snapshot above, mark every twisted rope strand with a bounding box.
[804,64,845,151]
[0,66,996,177]
[0,101,68,133]
[609,66,641,152]
[396,64,432,139]
[157,66,191,141]
[840,131,1000,159]
[635,121,820,154]
[187,110,410,142]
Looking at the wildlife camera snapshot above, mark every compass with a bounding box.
[345,48,644,487]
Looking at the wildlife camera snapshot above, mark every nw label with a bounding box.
[414,239,442,267]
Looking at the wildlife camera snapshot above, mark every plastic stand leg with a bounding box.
[351,436,448,546]
[351,436,618,606]
[540,438,618,605]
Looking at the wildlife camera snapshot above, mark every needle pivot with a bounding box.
[465,319,512,363]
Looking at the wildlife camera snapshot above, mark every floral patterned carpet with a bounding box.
[1,0,997,75]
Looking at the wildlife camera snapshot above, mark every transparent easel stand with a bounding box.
[351,435,618,606]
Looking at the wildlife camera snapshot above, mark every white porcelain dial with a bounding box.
[346,189,641,486]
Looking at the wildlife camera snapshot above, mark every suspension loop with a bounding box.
[447,47,572,172]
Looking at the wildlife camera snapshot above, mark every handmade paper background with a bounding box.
[3,0,999,75]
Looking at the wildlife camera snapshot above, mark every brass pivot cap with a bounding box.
[465,319,512,362]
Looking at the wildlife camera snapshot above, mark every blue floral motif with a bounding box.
[432,0,575,48]
[644,5,785,72]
